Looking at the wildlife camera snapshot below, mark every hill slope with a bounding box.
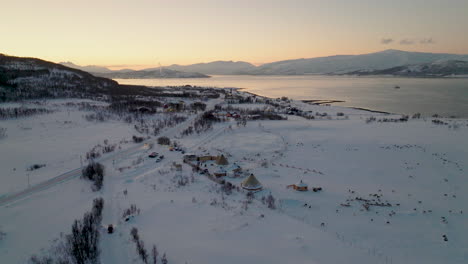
[249,50,468,75]
[60,62,114,73]
[345,60,468,77]
[0,54,170,101]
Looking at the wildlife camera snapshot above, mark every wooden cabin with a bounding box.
[197,155,217,162]
[287,180,308,191]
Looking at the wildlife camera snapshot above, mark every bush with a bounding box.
[133,135,145,143]
[266,194,276,209]
[27,164,46,171]
[157,136,171,145]
[130,228,149,264]
[82,162,105,191]
[123,204,140,220]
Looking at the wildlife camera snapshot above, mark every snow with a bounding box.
[0,99,136,194]
[1,95,467,264]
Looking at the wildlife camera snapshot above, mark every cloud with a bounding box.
[400,39,415,45]
[381,38,393,44]
[420,38,435,44]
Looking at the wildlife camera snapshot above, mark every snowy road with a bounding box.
[0,98,222,207]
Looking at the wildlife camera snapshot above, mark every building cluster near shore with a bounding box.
[183,153,316,193]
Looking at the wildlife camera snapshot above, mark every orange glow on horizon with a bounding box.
[1,0,467,69]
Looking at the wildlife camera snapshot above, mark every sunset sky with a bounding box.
[2,0,468,69]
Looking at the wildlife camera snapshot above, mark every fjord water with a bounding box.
[115,75,468,117]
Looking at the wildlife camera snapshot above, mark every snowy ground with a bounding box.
[0,99,139,194]
[1,96,467,264]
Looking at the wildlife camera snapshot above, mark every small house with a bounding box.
[228,163,242,173]
[287,180,308,191]
[183,153,197,162]
[197,155,217,162]
[213,167,227,178]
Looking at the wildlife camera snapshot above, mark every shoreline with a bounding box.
[302,99,345,105]
[235,88,394,115]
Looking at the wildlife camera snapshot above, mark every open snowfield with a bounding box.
[0,99,138,194]
[1,96,467,264]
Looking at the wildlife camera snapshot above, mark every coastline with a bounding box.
[113,78,468,118]
[236,88,394,115]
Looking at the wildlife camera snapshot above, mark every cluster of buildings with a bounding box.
[183,153,312,193]
[183,153,263,191]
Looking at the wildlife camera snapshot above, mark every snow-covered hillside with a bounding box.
[0,91,467,264]
[249,50,468,75]
[345,60,468,77]
[60,62,114,74]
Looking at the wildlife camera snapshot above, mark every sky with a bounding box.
[2,0,468,69]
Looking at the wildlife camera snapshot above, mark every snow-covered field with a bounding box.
[1,96,467,264]
[0,100,139,194]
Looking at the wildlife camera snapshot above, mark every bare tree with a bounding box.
[151,245,159,264]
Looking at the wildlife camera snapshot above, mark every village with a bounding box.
[1,86,467,264]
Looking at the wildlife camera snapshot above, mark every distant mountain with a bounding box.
[61,62,209,78]
[248,50,468,75]
[58,50,468,77]
[344,60,468,77]
[60,61,115,73]
[165,61,256,75]
[93,68,209,79]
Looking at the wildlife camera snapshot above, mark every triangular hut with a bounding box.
[241,174,262,191]
[216,154,229,165]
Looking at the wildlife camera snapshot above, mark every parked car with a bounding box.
[156,155,164,162]
[148,152,158,158]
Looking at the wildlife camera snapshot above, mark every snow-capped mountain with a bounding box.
[248,50,468,75]
[61,62,210,78]
[60,50,468,77]
[93,68,210,79]
[344,60,468,77]
[165,61,256,75]
[60,61,115,74]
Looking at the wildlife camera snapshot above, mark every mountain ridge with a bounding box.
[60,49,468,76]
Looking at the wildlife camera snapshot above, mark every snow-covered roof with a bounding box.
[296,180,308,188]
[227,163,241,171]
[214,167,226,174]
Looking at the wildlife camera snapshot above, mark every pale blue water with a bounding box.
[115,75,468,117]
